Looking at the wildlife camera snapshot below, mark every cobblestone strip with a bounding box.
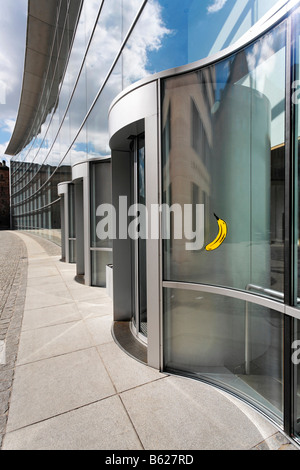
[0,232,27,449]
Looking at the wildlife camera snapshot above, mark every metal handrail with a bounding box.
[245,284,284,301]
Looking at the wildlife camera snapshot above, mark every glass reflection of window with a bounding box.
[85,0,123,108]
[162,20,286,299]
[87,62,122,158]
[191,98,209,168]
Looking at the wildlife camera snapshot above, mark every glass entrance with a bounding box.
[131,134,147,341]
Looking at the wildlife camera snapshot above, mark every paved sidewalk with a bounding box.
[0,231,298,450]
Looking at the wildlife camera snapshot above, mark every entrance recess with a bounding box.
[109,80,160,370]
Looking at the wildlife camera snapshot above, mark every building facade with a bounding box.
[5,0,300,444]
[0,161,10,229]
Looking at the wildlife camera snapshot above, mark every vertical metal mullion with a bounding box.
[158,78,164,371]
[134,138,140,334]
[284,15,293,436]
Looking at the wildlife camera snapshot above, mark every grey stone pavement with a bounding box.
[0,230,298,451]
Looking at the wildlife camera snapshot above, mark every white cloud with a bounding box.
[0,81,6,105]
[2,119,16,135]
[0,0,27,113]
[207,0,228,14]
[0,0,27,161]
[122,0,172,88]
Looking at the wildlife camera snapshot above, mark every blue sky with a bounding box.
[146,0,236,72]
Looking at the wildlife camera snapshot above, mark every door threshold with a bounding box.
[112,321,147,365]
[75,274,85,285]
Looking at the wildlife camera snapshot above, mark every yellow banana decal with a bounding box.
[205,213,227,252]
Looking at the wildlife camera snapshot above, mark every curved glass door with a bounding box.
[161,16,287,425]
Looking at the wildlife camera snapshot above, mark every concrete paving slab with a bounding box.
[55,263,76,273]
[27,275,65,288]
[27,258,56,265]
[24,286,73,310]
[76,295,113,306]
[26,282,71,297]
[21,303,81,331]
[76,298,113,319]
[27,254,50,260]
[3,396,143,450]
[68,286,110,302]
[97,341,165,393]
[84,315,115,346]
[6,347,115,432]
[58,271,77,282]
[16,320,95,365]
[65,280,96,289]
[120,375,280,451]
[27,266,60,279]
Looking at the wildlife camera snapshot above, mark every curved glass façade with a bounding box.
[162,19,286,295]
[8,0,300,443]
[8,0,280,244]
[162,4,300,438]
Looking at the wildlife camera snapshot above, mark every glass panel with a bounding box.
[58,0,89,126]
[138,136,147,337]
[122,0,280,89]
[164,287,283,423]
[69,239,77,264]
[68,183,75,239]
[68,62,87,150]
[91,250,113,287]
[85,0,122,109]
[68,183,76,263]
[293,6,300,439]
[293,317,300,438]
[130,135,147,337]
[87,61,122,158]
[90,160,112,249]
[70,123,87,166]
[162,20,286,299]
[295,7,300,305]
